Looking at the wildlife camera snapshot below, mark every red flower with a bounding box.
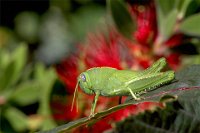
[164,34,183,48]
[51,101,78,121]
[83,32,123,69]
[130,1,157,46]
[166,53,181,70]
[55,56,79,94]
[138,57,152,69]
[50,95,79,121]
[127,0,184,70]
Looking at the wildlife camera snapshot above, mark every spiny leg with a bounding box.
[143,71,175,91]
[127,71,175,97]
[90,91,100,117]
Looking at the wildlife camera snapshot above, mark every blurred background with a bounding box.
[1,0,200,132]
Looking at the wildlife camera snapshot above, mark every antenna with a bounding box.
[71,81,79,112]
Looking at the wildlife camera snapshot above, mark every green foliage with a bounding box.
[0,44,27,90]
[108,0,197,42]
[0,45,57,132]
[15,12,40,43]
[156,0,178,41]
[155,0,193,41]
[4,107,28,132]
[10,81,41,106]
[180,13,200,36]
[68,4,106,41]
[108,0,136,39]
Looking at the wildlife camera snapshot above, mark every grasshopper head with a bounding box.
[78,72,94,95]
[71,72,93,112]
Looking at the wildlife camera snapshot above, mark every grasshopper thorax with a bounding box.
[78,72,94,95]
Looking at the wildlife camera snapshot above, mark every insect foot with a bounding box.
[135,97,141,101]
[89,113,95,119]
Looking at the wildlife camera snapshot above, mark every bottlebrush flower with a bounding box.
[51,98,78,121]
[55,56,79,94]
[164,34,183,48]
[83,32,123,69]
[166,53,181,70]
[130,0,157,46]
[127,0,184,70]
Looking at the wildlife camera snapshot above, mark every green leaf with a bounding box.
[35,64,57,130]
[38,103,131,133]
[185,0,200,17]
[0,50,10,70]
[182,55,200,66]
[50,0,71,11]
[0,61,16,90]
[176,0,192,19]
[156,0,192,19]
[158,9,178,41]
[11,44,27,83]
[0,44,27,90]
[38,65,200,132]
[164,10,178,40]
[114,63,200,132]
[10,81,40,106]
[115,97,200,133]
[156,0,175,16]
[180,13,200,36]
[115,84,200,132]
[15,12,39,43]
[4,107,28,131]
[108,0,136,39]
[155,0,193,40]
[68,4,105,41]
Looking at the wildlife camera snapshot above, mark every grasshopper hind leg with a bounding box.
[139,58,167,76]
[127,70,175,99]
[146,70,175,91]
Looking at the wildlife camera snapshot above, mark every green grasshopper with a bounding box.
[72,57,175,116]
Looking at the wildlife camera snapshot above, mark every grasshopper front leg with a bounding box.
[90,91,100,117]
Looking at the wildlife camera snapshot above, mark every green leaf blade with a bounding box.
[108,0,136,39]
[180,13,200,36]
[4,107,28,132]
[0,44,27,90]
[10,81,40,106]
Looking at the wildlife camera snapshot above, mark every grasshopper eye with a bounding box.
[80,74,86,82]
